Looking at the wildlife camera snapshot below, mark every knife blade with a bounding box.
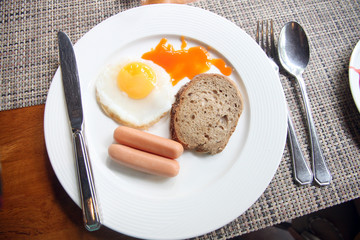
[58,31,101,231]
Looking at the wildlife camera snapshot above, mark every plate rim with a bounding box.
[44,4,287,239]
[349,39,360,113]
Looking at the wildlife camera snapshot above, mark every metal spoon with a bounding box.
[278,21,331,186]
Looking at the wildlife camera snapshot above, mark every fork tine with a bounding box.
[257,20,274,59]
[266,20,269,55]
[256,20,260,44]
[270,19,276,59]
[261,20,265,50]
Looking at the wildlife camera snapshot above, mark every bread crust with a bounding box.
[170,73,243,154]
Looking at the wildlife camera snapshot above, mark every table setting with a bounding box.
[1,0,360,239]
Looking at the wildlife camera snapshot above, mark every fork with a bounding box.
[256,20,313,185]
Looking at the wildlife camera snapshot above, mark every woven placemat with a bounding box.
[2,0,360,239]
[189,1,360,239]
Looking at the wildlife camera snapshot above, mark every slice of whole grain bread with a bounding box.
[170,73,243,154]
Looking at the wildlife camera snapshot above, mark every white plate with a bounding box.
[44,4,287,239]
[349,39,360,112]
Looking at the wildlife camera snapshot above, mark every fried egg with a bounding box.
[95,58,175,129]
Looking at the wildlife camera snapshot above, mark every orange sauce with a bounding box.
[142,36,232,85]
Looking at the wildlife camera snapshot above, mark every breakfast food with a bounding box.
[170,73,243,154]
[108,144,180,177]
[96,37,233,130]
[142,37,232,85]
[95,58,175,129]
[109,126,183,177]
[114,126,184,159]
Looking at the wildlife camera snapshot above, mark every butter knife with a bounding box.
[58,31,101,231]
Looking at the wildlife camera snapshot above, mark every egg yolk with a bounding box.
[117,62,156,99]
[142,36,232,85]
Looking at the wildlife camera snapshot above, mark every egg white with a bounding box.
[95,58,176,129]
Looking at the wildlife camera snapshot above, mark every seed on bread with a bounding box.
[170,73,243,154]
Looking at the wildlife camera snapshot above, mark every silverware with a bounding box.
[58,31,102,230]
[256,20,313,185]
[278,22,331,186]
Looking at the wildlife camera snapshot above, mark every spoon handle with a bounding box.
[287,112,313,185]
[296,74,332,185]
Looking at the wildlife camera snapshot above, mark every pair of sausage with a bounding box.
[108,126,184,177]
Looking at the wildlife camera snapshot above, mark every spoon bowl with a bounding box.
[278,22,310,76]
[277,21,331,186]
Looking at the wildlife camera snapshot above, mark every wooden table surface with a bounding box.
[0,1,192,238]
[2,0,360,239]
[0,2,193,238]
[0,105,135,239]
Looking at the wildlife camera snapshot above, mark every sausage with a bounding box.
[113,126,183,159]
[108,144,180,177]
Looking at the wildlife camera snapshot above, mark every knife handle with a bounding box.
[73,130,101,231]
